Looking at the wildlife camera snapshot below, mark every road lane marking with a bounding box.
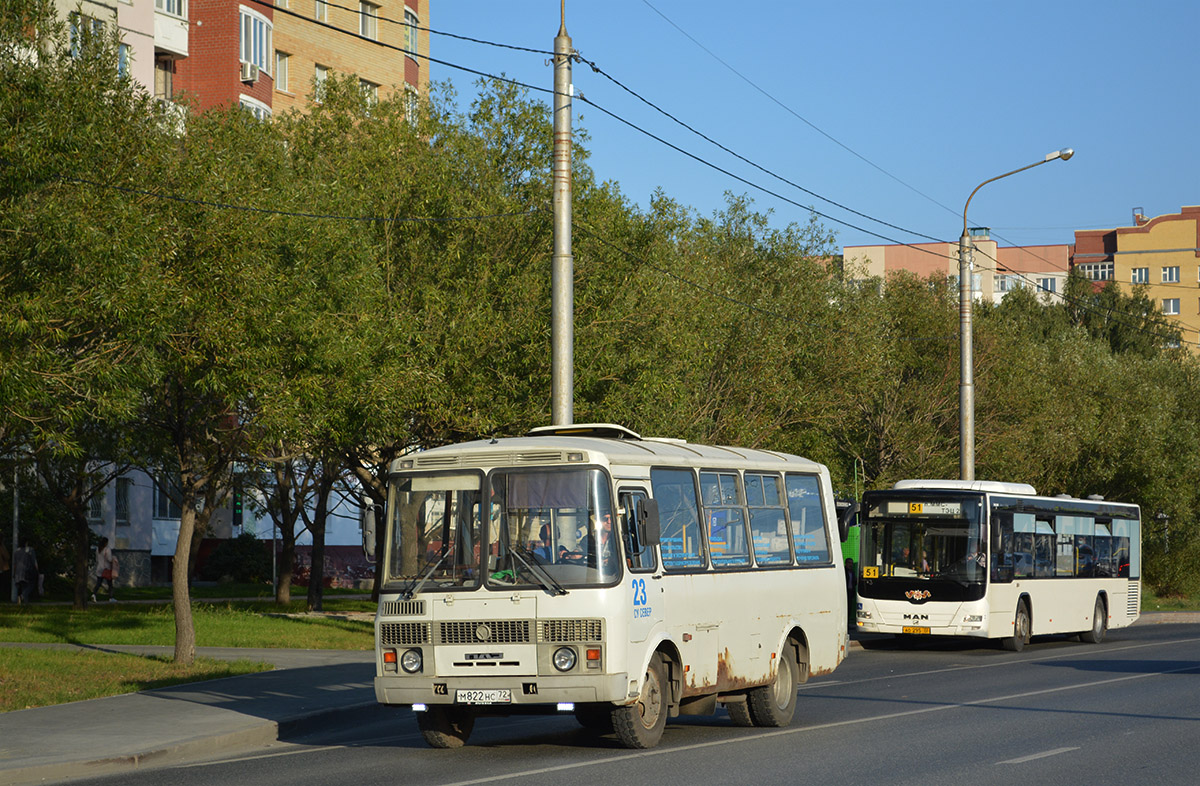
[998,746,1080,764]
[799,635,1200,691]
[436,661,1200,786]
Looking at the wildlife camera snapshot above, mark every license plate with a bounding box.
[902,626,931,635]
[455,689,512,705]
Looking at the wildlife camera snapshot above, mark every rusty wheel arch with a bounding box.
[785,627,811,684]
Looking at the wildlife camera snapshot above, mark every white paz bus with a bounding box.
[856,480,1141,650]
[365,424,851,748]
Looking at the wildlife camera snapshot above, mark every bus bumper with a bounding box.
[375,672,631,708]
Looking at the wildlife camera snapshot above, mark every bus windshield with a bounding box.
[385,473,484,592]
[859,494,985,602]
[486,468,618,589]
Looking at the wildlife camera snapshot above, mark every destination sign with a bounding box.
[882,500,963,517]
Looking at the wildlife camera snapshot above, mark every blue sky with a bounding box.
[429,1,1198,251]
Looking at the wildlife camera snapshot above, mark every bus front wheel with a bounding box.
[1003,602,1031,652]
[417,706,475,748]
[614,656,668,749]
[1080,596,1107,644]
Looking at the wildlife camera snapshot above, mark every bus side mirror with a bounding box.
[835,500,858,543]
[362,503,377,561]
[637,498,660,546]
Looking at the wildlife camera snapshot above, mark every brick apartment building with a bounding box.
[172,0,429,119]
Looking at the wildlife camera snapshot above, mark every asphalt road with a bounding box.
[68,623,1200,786]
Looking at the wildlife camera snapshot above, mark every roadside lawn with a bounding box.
[1,649,270,712]
[0,599,375,649]
[0,599,375,712]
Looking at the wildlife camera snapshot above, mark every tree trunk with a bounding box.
[306,474,331,612]
[172,503,197,665]
[73,510,90,610]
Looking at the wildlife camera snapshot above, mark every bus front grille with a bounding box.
[439,620,531,644]
[379,622,431,646]
[380,599,425,616]
[538,619,603,643]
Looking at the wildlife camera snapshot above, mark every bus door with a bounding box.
[620,487,661,644]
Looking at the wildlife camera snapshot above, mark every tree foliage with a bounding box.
[3,0,1200,633]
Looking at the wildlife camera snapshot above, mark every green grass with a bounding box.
[1141,588,1200,612]
[40,582,369,603]
[0,648,271,712]
[0,600,375,650]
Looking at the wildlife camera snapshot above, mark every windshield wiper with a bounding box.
[510,545,568,596]
[400,548,451,601]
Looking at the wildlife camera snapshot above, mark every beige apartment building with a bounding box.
[1073,206,1200,348]
[843,231,1070,305]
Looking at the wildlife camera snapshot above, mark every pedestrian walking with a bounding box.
[92,536,118,602]
[14,538,39,604]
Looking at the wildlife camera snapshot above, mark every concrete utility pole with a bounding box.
[550,0,574,425]
[958,148,1074,481]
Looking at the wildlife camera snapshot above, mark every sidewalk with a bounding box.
[0,645,377,786]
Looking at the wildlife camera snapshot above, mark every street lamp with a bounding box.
[958,148,1074,481]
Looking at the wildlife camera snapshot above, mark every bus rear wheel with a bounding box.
[613,656,667,749]
[417,706,475,748]
[1080,596,1108,644]
[725,698,754,727]
[747,649,800,727]
[1003,602,1031,652]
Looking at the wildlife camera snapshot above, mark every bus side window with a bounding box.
[991,512,1014,583]
[620,490,657,573]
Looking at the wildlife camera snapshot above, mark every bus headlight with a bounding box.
[552,647,577,672]
[401,648,423,674]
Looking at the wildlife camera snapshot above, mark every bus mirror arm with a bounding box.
[836,501,858,543]
[638,498,661,546]
[362,503,377,560]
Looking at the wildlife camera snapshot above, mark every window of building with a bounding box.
[1162,266,1180,283]
[88,492,104,523]
[359,78,378,103]
[240,6,273,74]
[404,7,419,54]
[70,13,104,58]
[360,1,379,39]
[1077,262,1113,281]
[154,473,182,519]
[239,95,272,121]
[315,0,327,21]
[275,0,287,7]
[314,63,328,101]
[404,86,418,123]
[118,43,130,78]
[1132,267,1149,284]
[1163,298,1180,315]
[995,274,1025,293]
[275,51,289,91]
[154,55,174,100]
[116,478,132,526]
[1038,277,1057,294]
[155,0,186,18]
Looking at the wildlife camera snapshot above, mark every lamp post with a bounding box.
[958,148,1074,481]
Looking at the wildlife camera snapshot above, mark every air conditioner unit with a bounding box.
[239,61,259,83]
